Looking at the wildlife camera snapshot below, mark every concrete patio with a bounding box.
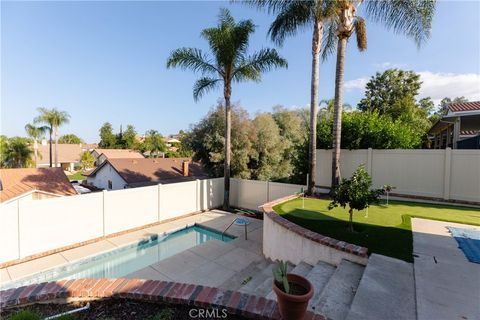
[412,218,480,320]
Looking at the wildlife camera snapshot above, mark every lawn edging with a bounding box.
[0,278,326,320]
[260,195,368,266]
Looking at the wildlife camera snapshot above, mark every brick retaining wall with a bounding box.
[0,278,326,320]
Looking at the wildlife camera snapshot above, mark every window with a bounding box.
[108,180,113,190]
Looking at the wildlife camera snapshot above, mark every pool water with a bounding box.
[2,225,235,290]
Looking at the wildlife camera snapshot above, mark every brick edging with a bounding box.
[260,195,368,258]
[0,279,325,320]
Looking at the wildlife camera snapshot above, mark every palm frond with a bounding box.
[321,20,338,61]
[193,77,222,102]
[238,0,293,14]
[354,17,367,51]
[268,1,314,46]
[233,48,288,83]
[166,47,220,76]
[365,0,436,46]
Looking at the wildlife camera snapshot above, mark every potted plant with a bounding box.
[272,261,313,320]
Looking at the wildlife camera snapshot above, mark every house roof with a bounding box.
[36,144,84,164]
[0,167,77,203]
[448,101,480,113]
[93,149,144,159]
[87,158,207,186]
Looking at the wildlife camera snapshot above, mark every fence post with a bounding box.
[102,190,107,237]
[267,180,270,203]
[367,148,373,175]
[443,148,452,200]
[158,183,162,222]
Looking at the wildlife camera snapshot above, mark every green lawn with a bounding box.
[273,198,480,262]
[67,172,86,181]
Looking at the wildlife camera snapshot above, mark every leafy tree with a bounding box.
[122,125,138,149]
[58,134,83,144]
[329,165,384,232]
[358,69,422,117]
[250,113,286,181]
[436,96,468,116]
[80,151,95,170]
[184,102,254,179]
[1,137,34,168]
[98,122,117,148]
[247,0,336,195]
[167,8,287,209]
[34,108,70,167]
[142,130,167,158]
[25,123,48,167]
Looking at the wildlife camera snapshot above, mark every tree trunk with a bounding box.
[331,36,348,189]
[223,85,232,210]
[49,128,53,168]
[348,208,354,232]
[54,126,59,167]
[33,139,38,168]
[307,18,323,196]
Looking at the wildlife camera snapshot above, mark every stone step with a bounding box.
[218,260,269,291]
[314,259,365,320]
[345,254,415,320]
[265,262,312,300]
[306,262,337,313]
[238,262,276,294]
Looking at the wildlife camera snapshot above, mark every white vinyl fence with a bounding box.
[316,148,480,202]
[0,178,303,264]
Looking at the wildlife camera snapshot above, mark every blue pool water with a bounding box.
[448,227,480,264]
[2,225,234,290]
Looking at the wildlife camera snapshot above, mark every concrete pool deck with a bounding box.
[0,210,262,287]
[412,218,480,320]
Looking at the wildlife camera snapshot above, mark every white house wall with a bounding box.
[86,162,127,190]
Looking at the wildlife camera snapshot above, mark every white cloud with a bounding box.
[373,62,408,70]
[344,71,480,105]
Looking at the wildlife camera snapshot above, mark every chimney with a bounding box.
[182,160,189,177]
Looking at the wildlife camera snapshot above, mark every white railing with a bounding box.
[316,148,480,202]
[0,178,304,264]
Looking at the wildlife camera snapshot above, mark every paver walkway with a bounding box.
[412,218,480,320]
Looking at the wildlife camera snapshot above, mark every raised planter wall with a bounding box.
[261,195,368,266]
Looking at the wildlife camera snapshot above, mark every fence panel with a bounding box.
[18,192,104,258]
[268,182,306,201]
[230,179,268,210]
[316,149,368,187]
[104,186,158,235]
[159,181,198,221]
[0,201,19,262]
[198,178,224,211]
[450,150,480,202]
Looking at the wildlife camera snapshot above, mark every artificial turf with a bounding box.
[273,198,480,262]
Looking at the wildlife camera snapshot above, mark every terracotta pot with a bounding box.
[273,273,313,320]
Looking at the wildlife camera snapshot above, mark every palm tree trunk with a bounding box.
[307,19,323,196]
[49,128,53,167]
[54,126,59,167]
[223,85,232,210]
[331,36,347,188]
[33,139,38,168]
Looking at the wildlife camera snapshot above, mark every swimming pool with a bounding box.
[2,225,235,290]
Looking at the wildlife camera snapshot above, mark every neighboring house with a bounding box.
[90,149,145,166]
[85,158,207,190]
[36,141,93,171]
[0,167,77,203]
[429,101,480,149]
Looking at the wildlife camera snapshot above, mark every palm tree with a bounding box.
[25,123,48,167]
[3,138,34,168]
[246,0,336,196]
[327,0,436,187]
[167,8,287,209]
[34,108,70,168]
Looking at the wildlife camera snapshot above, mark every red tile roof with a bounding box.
[449,101,480,112]
[93,149,145,159]
[0,168,77,202]
[36,144,84,165]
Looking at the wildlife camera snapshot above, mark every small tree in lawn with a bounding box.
[80,151,95,170]
[328,165,383,232]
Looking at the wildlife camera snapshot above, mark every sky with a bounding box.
[1,0,479,143]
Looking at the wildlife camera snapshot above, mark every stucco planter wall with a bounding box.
[261,195,368,266]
